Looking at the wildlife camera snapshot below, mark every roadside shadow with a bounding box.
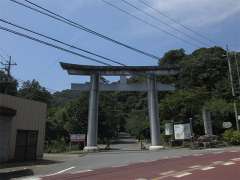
[0,169,34,180]
[0,159,61,169]
[111,140,138,145]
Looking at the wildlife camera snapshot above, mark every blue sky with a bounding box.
[0,0,239,92]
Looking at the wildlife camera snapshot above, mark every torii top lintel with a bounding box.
[60,62,178,76]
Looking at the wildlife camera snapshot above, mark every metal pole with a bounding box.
[233,102,239,130]
[189,117,193,137]
[226,46,239,131]
[234,53,240,95]
[202,107,213,135]
[7,56,11,78]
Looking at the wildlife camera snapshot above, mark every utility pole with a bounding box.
[0,56,17,80]
[226,46,239,131]
[234,52,240,94]
[0,56,17,94]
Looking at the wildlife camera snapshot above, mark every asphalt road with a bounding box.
[41,150,240,180]
[1,134,240,179]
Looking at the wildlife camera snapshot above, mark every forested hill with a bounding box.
[1,46,239,145]
[43,46,240,142]
[51,90,81,107]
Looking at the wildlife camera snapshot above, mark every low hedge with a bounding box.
[223,129,240,145]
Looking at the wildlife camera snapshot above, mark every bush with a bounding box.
[232,131,240,145]
[223,129,240,145]
[223,129,234,142]
[45,138,67,153]
[160,134,172,145]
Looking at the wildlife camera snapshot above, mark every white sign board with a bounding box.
[174,123,192,140]
[223,122,232,129]
[165,123,173,135]
[70,134,85,142]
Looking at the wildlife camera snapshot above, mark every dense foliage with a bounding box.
[1,47,240,148]
[223,129,240,145]
[18,80,52,105]
[0,70,18,95]
[159,47,238,135]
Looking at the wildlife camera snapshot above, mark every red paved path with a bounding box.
[42,151,240,180]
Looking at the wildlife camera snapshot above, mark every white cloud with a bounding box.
[148,0,240,27]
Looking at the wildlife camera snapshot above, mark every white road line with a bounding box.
[70,169,93,174]
[207,148,225,151]
[112,164,128,168]
[160,170,175,176]
[193,154,203,156]
[230,150,238,153]
[201,166,215,171]
[172,156,181,158]
[174,172,192,178]
[189,165,201,169]
[212,161,224,164]
[44,166,75,177]
[14,177,42,180]
[223,162,235,166]
[232,158,240,161]
[213,151,224,154]
[136,178,147,180]
[162,156,169,159]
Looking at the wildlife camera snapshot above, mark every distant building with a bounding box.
[0,94,47,163]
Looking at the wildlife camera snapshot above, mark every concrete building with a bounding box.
[0,94,47,163]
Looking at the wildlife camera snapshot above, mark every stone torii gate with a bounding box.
[61,62,178,151]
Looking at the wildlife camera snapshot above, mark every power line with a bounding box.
[0,18,126,66]
[120,0,210,47]
[1,1,179,92]
[101,0,200,48]
[138,0,217,45]
[0,22,166,84]
[0,25,112,66]
[9,0,160,60]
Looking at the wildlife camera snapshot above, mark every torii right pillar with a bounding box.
[147,74,163,150]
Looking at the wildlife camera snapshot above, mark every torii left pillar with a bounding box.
[84,73,100,151]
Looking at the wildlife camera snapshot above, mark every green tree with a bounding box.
[51,89,81,107]
[0,70,18,95]
[18,79,52,105]
[126,110,149,140]
[46,92,89,143]
[46,107,69,142]
[159,47,235,134]
[178,47,228,91]
[160,88,208,120]
[47,92,122,144]
[159,48,186,66]
[63,93,89,135]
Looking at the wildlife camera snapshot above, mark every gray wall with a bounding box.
[0,116,12,162]
[0,94,47,162]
